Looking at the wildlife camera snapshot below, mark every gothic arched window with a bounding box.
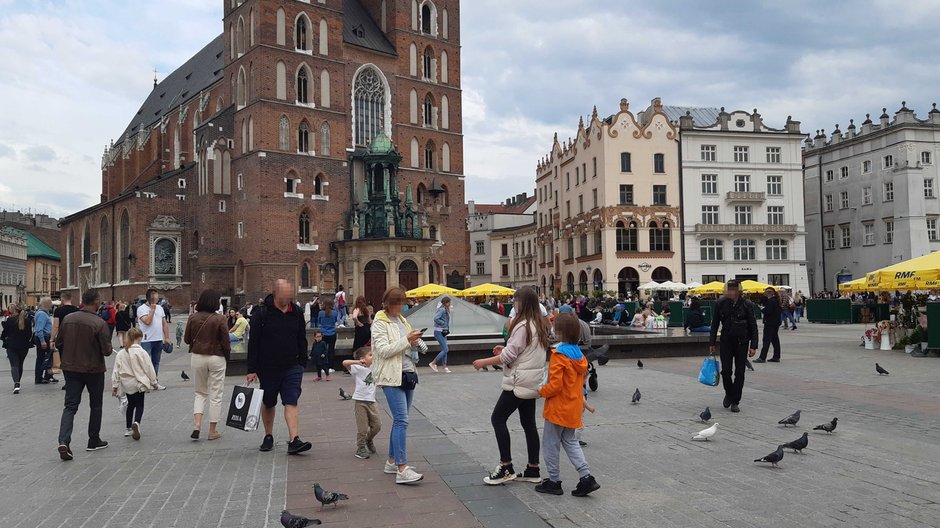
[320,122,331,156]
[299,212,311,245]
[298,122,309,153]
[353,65,388,146]
[296,67,309,104]
[279,116,289,150]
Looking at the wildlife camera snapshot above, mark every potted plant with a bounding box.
[863,328,878,350]
[909,325,928,353]
[895,335,914,353]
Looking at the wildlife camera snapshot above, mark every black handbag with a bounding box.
[441,330,450,337]
[400,371,418,390]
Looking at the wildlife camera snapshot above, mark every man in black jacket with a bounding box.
[247,279,312,455]
[756,287,782,363]
[708,280,758,413]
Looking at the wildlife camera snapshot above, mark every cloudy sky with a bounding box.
[2,0,940,217]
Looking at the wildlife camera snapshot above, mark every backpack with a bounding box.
[98,305,110,321]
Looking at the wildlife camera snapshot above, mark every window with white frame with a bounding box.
[700,239,723,261]
[862,160,872,173]
[862,186,872,205]
[885,219,894,243]
[840,166,848,179]
[884,155,894,168]
[475,262,485,275]
[884,182,894,202]
[767,176,782,196]
[925,179,935,198]
[475,241,484,255]
[824,228,835,250]
[733,239,756,260]
[825,194,833,212]
[765,239,788,260]
[734,206,752,225]
[841,225,851,248]
[286,178,298,193]
[219,200,227,212]
[701,205,719,225]
[840,191,849,209]
[929,218,938,241]
[237,222,244,239]
[923,151,933,165]
[733,146,749,162]
[620,152,631,172]
[825,170,834,182]
[237,173,244,190]
[863,222,875,245]
[766,147,781,163]
[767,206,784,225]
[701,145,716,162]
[619,184,633,205]
[701,174,718,194]
[734,174,750,192]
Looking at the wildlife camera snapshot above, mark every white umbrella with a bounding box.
[687,281,703,289]
[638,281,662,291]
[670,281,689,291]
[777,285,792,290]
[659,280,679,291]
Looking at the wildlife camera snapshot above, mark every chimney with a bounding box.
[679,111,694,130]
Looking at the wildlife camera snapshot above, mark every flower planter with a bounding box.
[880,333,893,350]
[905,344,915,354]
[863,336,874,350]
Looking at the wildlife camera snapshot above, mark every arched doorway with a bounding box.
[398,259,419,291]
[578,271,588,292]
[593,269,603,291]
[651,266,673,282]
[428,260,440,284]
[618,267,639,297]
[447,270,463,290]
[566,272,575,293]
[364,260,387,309]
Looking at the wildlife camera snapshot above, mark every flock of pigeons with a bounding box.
[277,356,887,525]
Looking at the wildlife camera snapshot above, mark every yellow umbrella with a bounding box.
[688,281,725,295]
[739,280,778,294]
[838,278,868,293]
[406,284,461,299]
[866,250,940,290]
[457,283,516,298]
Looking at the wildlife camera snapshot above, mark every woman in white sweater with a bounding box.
[111,328,159,440]
[371,286,426,485]
[473,286,549,485]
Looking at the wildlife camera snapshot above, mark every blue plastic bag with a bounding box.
[698,355,720,387]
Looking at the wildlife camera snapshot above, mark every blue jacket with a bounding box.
[433,307,450,331]
[33,310,52,341]
[316,309,342,336]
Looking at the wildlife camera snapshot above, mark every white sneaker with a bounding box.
[155,384,167,391]
[428,363,439,373]
[443,367,452,373]
[384,461,415,474]
[396,466,424,484]
[124,428,133,437]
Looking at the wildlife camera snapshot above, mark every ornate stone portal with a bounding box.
[335,132,439,308]
[149,215,182,283]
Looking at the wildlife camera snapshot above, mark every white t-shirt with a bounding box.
[349,364,376,402]
[508,304,548,319]
[136,304,166,342]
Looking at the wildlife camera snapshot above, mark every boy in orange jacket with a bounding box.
[536,312,600,497]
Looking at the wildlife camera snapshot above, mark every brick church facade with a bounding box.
[59,0,468,309]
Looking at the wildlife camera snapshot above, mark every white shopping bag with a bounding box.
[225,384,264,431]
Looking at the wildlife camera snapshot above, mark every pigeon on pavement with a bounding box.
[754,445,785,468]
[313,483,349,509]
[778,410,801,427]
[875,363,889,375]
[280,510,321,527]
[692,422,718,441]
[699,407,712,423]
[782,432,809,454]
[339,388,352,400]
[637,359,644,369]
[181,371,190,381]
[813,417,838,434]
[631,388,641,404]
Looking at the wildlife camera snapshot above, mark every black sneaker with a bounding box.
[753,358,766,363]
[57,444,73,461]
[579,440,588,447]
[287,436,312,455]
[13,383,20,394]
[45,377,59,383]
[86,439,109,451]
[259,434,274,452]
[722,395,731,409]
[516,466,541,483]
[767,358,780,363]
[730,404,740,413]
[534,478,563,495]
[571,475,600,497]
[483,463,515,485]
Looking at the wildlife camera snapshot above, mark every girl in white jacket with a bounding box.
[111,328,158,440]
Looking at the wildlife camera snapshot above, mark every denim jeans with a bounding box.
[33,336,51,383]
[433,331,449,365]
[689,326,712,333]
[58,371,105,447]
[383,384,414,465]
[229,333,242,343]
[142,341,163,375]
[780,311,795,328]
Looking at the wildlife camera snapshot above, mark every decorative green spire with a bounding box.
[406,185,413,204]
[368,131,393,154]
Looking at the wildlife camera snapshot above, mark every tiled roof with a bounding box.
[343,0,396,55]
[116,35,225,145]
[0,226,60,261]
[473,196,537,215]
[661,105,721,125]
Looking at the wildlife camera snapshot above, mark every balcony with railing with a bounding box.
[725,191,766,203]
[694,223,797,234]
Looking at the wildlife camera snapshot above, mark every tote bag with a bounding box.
[226,385,265,431]
[698,355,720,387]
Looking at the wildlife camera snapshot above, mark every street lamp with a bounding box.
[15,281,25,304]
